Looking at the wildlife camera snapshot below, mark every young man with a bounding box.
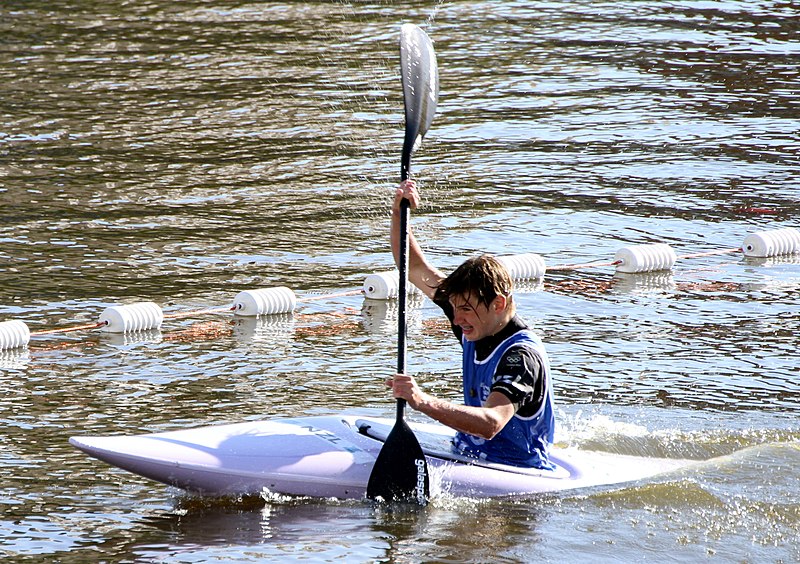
[386,179,556,469]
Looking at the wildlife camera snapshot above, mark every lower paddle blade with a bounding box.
[366,419,430,504]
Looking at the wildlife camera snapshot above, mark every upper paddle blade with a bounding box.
[399,23,439,179]
[366,417,430,504]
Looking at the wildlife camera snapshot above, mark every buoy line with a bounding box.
[1,227,798,350]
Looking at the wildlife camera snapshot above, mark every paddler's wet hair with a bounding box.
[435,254,514,310]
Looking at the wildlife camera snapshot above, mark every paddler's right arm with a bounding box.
[391,179,445,300]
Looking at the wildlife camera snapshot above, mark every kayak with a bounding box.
[70,415,692,499]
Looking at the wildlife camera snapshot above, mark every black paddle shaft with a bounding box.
[395,197,410,423]
[397,43,417,395]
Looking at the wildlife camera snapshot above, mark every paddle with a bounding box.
[366,23,439,505]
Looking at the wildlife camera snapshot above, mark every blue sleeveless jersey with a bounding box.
[453,330,555,469]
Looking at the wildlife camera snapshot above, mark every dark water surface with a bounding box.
[1,1,799,562]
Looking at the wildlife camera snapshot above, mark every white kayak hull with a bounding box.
[70,415,691,499]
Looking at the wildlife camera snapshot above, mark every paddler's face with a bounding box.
[449,292,507,341]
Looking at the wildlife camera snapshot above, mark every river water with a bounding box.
[1,0,799,562]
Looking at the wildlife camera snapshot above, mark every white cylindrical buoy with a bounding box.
[363,271,400,300]
[615,243,677,273]
[0,320,31,350]
[233,287,297,316]
[497,253,547,280]
[99,302,164,333]
[362,271,422,300]
[742,227,800,257]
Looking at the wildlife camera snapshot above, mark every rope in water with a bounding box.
[1,227,798,350]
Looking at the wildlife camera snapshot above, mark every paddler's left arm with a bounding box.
[386,374,516,440]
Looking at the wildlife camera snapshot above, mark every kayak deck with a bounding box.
[70,415,693,499]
